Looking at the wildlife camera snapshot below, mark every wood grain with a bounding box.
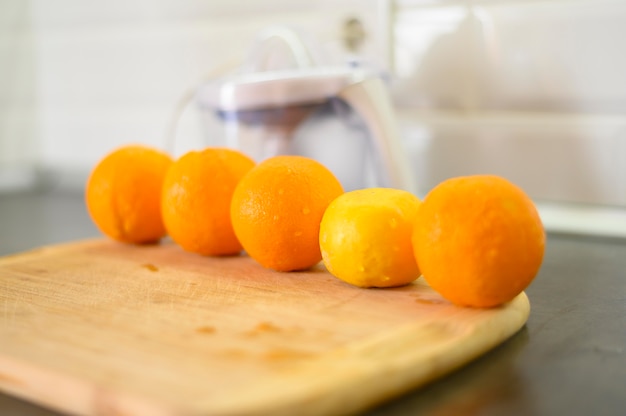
[0,239,530,416]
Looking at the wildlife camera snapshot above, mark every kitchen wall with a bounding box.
[2,0,626,209]
[393,0,626,207]
[0,1,38,190]
[14,0,387,189]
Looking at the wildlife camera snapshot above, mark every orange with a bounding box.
[85,145,173,244]
[230,155,344,272]
[319,188,421,288]
[412,175,545,308]
[161,147,255,256]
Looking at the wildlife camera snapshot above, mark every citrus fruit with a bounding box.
[85,145,173,244]
[161,147,255,256]
[412,175,546,308]
[319,188,421,288]
[230,155,344,272]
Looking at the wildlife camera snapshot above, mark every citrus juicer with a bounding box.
[195,26,414,193]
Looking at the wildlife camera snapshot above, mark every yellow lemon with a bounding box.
[319,188,421,288]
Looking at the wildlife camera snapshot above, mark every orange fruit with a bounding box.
[412,175,545,308]
[319,188,421,288]
[230,155,344,272]
[161,147,255,256]
[85,145,173,244]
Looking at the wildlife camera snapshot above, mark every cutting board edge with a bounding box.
[0,292,530,416]
[186,292,531,416]
[0,352,182,416]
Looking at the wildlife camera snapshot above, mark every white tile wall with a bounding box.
[3,0,626,211]
[26,0,385,186]
[400,111,626,205]
[0,0,38,190]
[393,0,626,112]
[392,0,626,207]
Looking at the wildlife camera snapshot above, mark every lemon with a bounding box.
[319,188,421,288]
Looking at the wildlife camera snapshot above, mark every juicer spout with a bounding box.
[338,77,416,193]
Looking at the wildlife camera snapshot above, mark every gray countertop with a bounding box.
[0,190,624,416]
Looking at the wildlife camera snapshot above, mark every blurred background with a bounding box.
[2,0,626,235]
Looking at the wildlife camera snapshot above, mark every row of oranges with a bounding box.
[86,145,545,308]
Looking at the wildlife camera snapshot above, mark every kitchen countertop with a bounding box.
[0,190,624,416]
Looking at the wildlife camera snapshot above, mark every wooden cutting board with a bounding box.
[0,239,529,416]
